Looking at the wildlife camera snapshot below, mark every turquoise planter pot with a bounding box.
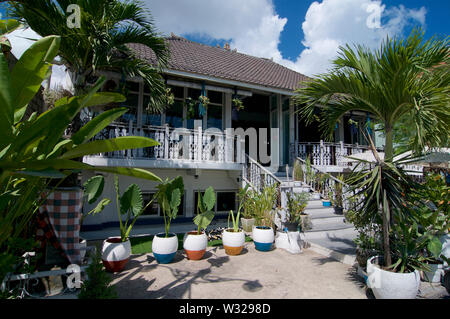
[322,201,331,207]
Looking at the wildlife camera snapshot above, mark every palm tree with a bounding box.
[294,28,449,161]
[294,28,449,268]
[10,0,169,111]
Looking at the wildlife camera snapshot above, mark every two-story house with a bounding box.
[81,35,378,231]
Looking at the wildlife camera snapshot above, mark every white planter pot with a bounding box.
[422,263,445,283]
[183,231,208,260]
[152,232,178,264]
[79,238,87,262]
[101,237,131,272]
[367,256,420,299]
[275,231,302,254]
[252,226,274,252]
[222,229,245,255]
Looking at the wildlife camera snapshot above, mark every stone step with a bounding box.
[306,207,340,219]
[310,215,347,228]
[305,221,354,233]
[305,199,328,209]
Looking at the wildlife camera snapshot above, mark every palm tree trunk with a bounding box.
[384,126,394,162]
[382,124,393,268]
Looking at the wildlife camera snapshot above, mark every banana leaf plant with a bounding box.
[0,34,162,250]
[194,187,216,235]
[154,176,184,238]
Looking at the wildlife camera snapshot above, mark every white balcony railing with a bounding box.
[290,141,373,168]
[90,123,243,164]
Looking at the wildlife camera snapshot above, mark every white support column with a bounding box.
[224,92,232,130]
[277,94,283,165]
[289,99,295,165]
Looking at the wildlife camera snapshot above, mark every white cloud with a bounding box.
[146,0,427,77]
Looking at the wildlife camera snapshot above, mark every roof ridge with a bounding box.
[165,34,307,77]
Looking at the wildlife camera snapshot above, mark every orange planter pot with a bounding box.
[183,231,207,260]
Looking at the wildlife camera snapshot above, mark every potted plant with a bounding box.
[183,187,216,260]
[284,192,309,232]
[222,198,246,256]
[152,176,184,264]
[102,176,152,272]
[238,185,255,232]
[252,185,277,252]
[332,175,344,214]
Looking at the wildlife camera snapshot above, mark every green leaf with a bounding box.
[59,136,159,159]
[71,107,128,145]
[193,210,215,231]
[10,36,61,123]
[169,188,181,215]
[202,186,216,211]
[93,167,161,182]
[0,53,13,147]
[90,198,111,216]
[0,20,22,35]
[83,175,105,204]
[54,92,126,109]
[120,184,143,217]
[427,237,443,259]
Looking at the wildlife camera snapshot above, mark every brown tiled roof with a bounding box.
[127,36,309,92]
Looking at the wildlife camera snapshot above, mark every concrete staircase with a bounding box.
[275,170,357,259]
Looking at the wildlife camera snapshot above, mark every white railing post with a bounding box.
[164,125,169,160]
[319,140,324,167]
[197,126,202,161]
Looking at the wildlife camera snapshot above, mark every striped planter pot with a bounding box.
[102,237,131,272]
[152,233,178,264]
[252,226,274,252]
[222,229,245,256]
[183,231,208,260]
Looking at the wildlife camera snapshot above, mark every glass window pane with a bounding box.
[118,93,138,124]
[207,105,222,129]
[208,90,222,104]
[165,100,184,128]
[142,193,158,216]
[168,85,184,99]
[217,192,236,212]
[143,95,162,126]
[125,81,140,92]
[188,88,201,100]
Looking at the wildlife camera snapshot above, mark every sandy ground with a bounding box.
[110,243,367,299]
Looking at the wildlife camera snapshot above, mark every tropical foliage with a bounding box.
[10,0,170,112]
[294,28,449,159]
[0,32,161,287]
[154,176,184,238]
[194,187,216,234]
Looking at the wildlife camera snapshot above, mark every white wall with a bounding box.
[81,168,241,226]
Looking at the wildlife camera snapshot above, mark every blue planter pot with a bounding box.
[322,201,331,207]
[152,233,178,264]
[252,226,274,252]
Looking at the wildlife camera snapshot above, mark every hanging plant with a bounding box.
[165,88,175,106]
[185,97,196,119]
[232,98,244,111]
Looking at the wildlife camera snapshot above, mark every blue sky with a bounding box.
[2,0,449,78]
[273,0,449,61]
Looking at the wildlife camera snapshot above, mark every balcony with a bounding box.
[290,141,375,172]
[83,123,243,170]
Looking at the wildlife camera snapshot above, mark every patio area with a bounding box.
[107,243,367,299]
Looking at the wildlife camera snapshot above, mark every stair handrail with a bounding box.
[243,155,282,208]
[295,157,358,211]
